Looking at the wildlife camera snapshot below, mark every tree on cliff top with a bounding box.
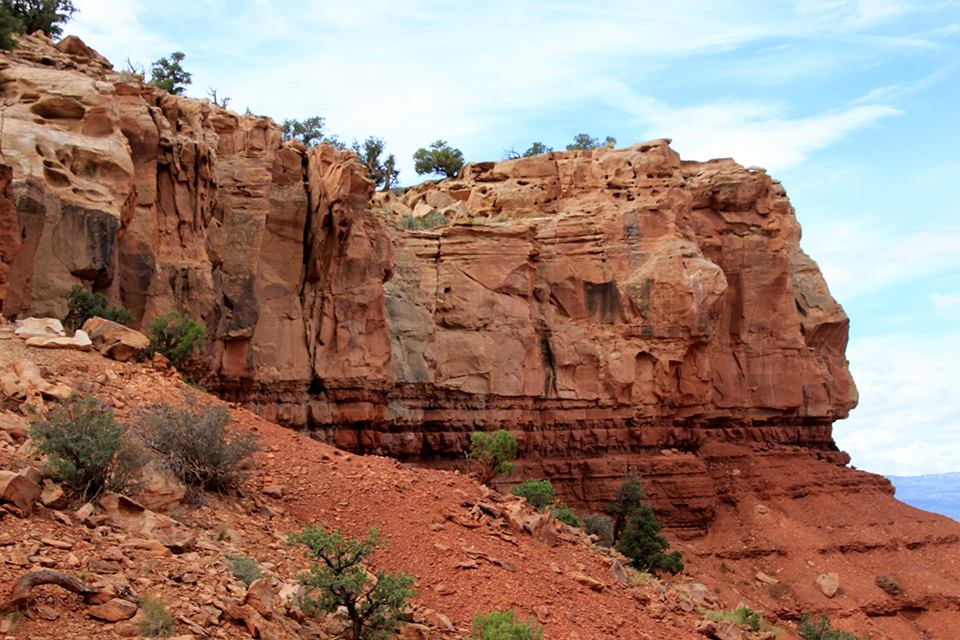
[1,0,76,47]
[150,51,192,95]
[566,134,616,151]
[413,140,464,179]
[351,136,400,191]
[281,116,345,150]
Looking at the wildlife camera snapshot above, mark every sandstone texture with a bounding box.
[1,36,857,532]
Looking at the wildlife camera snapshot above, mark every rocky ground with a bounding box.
[1,327,780,640]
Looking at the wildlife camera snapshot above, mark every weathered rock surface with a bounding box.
[1,35,857,532]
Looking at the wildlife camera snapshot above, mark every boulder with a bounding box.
[0,470,42,512]
[81,317,150,362]
[24,329,93,351]
[817,572,840,598]
[244,578,275,618]
[14,318,64,340]
[87,598,138,622]
[138,461,186,512]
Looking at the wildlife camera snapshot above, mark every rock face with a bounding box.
[1,36,857,531]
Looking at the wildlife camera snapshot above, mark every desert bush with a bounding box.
[288,525,415,640]
[139,394,261,491]
[797,613,868,640]
[226,554,263,586]
[583,514,614,547]
[605,473,646,540]
[510,479,555,510]
[616,502,683,574]
[399,215,418,230]
[707,605,778,633]
[470,610,542,640]
[768,582,790,600]
[549,501,582,528]
[139,595,175,637]
[62,285,133,331]
[418,210,447,229]
[469,430,517,485]
[29,395,144,501]
[144,311,206,366]
[875,574,900,595]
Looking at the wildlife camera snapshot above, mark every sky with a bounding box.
[65,0,959,477]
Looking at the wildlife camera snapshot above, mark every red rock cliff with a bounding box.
[2,35,856,526]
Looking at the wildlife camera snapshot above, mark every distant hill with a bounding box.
[887,473,960,522]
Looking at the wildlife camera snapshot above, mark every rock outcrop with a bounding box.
[1,35,857,531]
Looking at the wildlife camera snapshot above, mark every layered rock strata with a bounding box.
[1,35,857,531]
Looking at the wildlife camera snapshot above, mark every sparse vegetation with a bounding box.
[510,478,555,510]
[413,140,464,178]
[226,554,263,586]
[469,430,517,485]
[768,582,790,600]
[288,525,415,640]
[549,501,582,528]
[707,605,775,633]
[149,51,192,95]
[144,311,206,367]
[139,595,175,637]
[583,514,614,547]
[470,610,543,640]
[29,395,144,501]
[797,613,870,640]
[62,285,133,331]
[566,134,616,151]
[138,394,261,491]
[875,574,900,595]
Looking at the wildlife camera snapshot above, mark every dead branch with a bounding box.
[7,570,102,609]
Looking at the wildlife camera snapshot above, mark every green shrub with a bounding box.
[707,606,776,633]
[583,514,614,547]
[1,0,76,41]
[469,430,517,485]
[144,311,206,366]
[62,285,133,331]
[510,479,555,510]
[29,395,144,501]
[149,51,191,95]
[875,574,900,595]
[797,613,869,640]
[418,210,446,229]
[616,502,683,574]
[288,526,415,640]
[413,140,464,178]
[470,610,542,640]
[549,501,582,528]
[226,554,263,586]
[139,595,175,637]
[605,473,647,540]
[399,215,418,230]
[139,394,261,491]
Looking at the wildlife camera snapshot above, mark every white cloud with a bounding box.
[931,292,960,319]
[641,101,900,172]
[836,330,960,475]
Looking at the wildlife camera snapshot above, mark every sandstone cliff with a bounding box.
[1,35,857,529]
